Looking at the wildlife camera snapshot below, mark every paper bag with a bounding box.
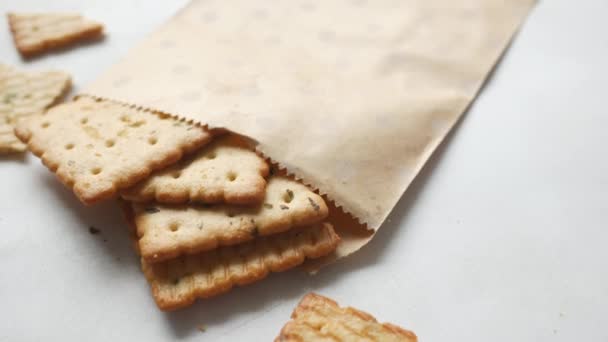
[83,0,536,261]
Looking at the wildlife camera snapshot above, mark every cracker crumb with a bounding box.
[197,324,206,332]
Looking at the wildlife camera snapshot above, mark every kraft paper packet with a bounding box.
[83,0,536,264]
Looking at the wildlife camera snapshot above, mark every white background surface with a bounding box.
[1,1,607,341]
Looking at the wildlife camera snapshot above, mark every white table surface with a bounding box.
[1,1,607,341]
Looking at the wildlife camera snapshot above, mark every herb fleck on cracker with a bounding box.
[145,207,160,214]
[307,197,321,211]
[280,204,289,210]
[3,93,17,104]
[128,120,146,128]
[263,203,273,209]
[285,189,294,202]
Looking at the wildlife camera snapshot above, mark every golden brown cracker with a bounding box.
[8,13,103,57]
[130,176,328,263]
[277,293,418,342]
[142,223,340,311]
[122,134,269,205]
[15,96,212,204]
[0,64,70,154]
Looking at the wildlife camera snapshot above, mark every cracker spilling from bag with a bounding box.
[142,223,340,311]
[0,64,70,154]
[129,176,328,263]
[122,134,269,205]
[277,293,417,342]
[15,97,212,204]
[8,13,103,57]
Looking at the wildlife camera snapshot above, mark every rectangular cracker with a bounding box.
[0,64,70,154]
[128,176,328,263]
[8,13,103,57]
[276,293,418,342]
[142,222,340,311]
[14,96,211,204]
[122,134,269,205]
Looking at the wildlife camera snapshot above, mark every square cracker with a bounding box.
[15,96,212,205]
[0,64,70,154]
[128,176,328,263]
[142,222,340,311]
[8,13,103,57]
[122,134,269,205]
[276,293,418,342]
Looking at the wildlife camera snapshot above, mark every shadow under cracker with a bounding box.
[38,169,137,267]
[0,152,27,163]
[163,271,315,339]
[19,35,107,61]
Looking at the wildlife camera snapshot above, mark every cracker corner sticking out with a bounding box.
[8,12,104,57]
[122,134,270,205]
[15,97,212,205]
[142,222,340,311]
[131,176,329,263]
[0,64,71,154]
[276,293,418,342]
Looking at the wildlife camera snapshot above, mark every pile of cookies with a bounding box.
[14,95,341,310]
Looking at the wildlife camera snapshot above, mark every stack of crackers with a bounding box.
[14,96,341,310]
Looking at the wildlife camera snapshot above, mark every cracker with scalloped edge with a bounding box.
[8,13,103,57]
[276,293,418,342]
[0,64,70,154]
[142,222,340,311]
[129,176,328,263]
[122,134,269,205]
[15,96,212,204]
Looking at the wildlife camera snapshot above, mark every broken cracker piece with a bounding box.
[142,222,340,311]
[8,13,103,57]
[15,96,211,205]
[277,293,418,342]
[130,176,328,263]
[122,134,269,205]
[0,64,70,154]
